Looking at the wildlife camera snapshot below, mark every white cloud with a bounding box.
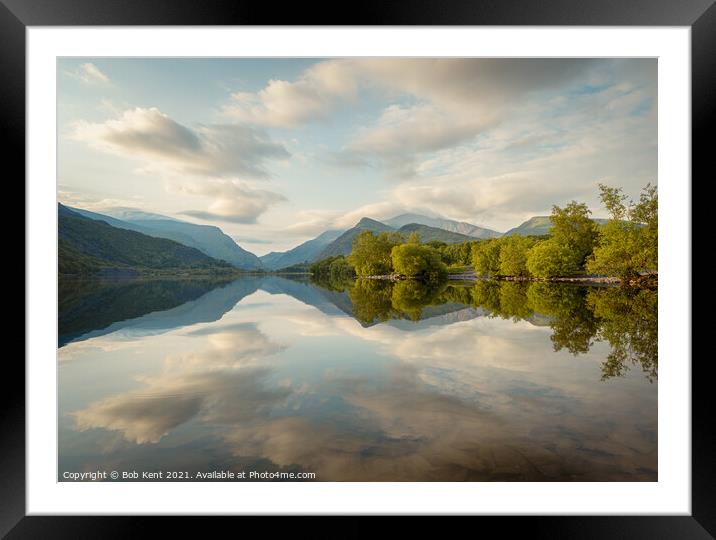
[70,62,111,84]
[175,178,286,225]
[223,58,596,177]
[345,103,498,178]
[224,61,358,127]
[70,107,290,224]
[224,58,592,129]
[309,60,655,232]
[222,59,655,220]
[61,59,656,242]
[72,107,289,179]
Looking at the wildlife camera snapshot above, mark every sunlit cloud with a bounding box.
[70,108,290,223]
[173,178,286,225]
[72,107,289,179]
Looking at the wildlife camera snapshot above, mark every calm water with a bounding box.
[58,276,657,481]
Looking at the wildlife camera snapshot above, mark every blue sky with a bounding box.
[58,58,656,255]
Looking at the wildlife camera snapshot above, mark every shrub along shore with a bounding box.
[310,183,658,289]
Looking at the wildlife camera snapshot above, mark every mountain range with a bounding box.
[259,229,342,270]
[71,206,263,269]
[58,204,233,276]
[61,203,609,272]
[314,219,486,261]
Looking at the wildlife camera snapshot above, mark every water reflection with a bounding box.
[312,277,657,382]
[58,277,261,346]
[59,276,657,481]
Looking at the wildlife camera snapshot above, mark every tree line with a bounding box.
[472,184,657,280]
[310,183,657,283]
[310,231,450,281]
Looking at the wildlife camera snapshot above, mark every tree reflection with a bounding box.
[391,280,448,321]
[348,279,396,325]
[587,287,658,382]
[312,277,657,382]
[470,281,503,314]
[527,283,600,355]
[309,273,354,293]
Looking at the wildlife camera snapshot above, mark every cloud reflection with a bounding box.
[71,324,288,444]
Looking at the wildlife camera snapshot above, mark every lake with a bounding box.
[58,276,657,481]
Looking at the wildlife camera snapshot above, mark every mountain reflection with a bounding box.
[58,277,262,346]
[59,277,657,481]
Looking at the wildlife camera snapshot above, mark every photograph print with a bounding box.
[58,57,658,482]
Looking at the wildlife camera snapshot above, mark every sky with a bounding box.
[58,58,657,255]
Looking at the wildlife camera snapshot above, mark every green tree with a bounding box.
[426,240,447,251]
[391,243,447,278]
[526,240,581,277]
[549,201,599,267]
[348,231,402,276]
[309,256,356,291]
[472,239,503,276]
[329,257,355,280]
[631,183,658,270]
[499,236,536,276]
[586,183,657,279]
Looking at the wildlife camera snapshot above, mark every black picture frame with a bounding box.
[6,0,709,536]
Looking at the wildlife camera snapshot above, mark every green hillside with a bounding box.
[69,205,264,270]
[58,204,236,277]
[504,216,553,236]
[505,216,611,237]
[397,223,474,244]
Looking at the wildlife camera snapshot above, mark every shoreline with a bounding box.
[357,272,657,288]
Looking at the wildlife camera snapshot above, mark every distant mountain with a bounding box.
[260,229,343,270]
[316,218,395,260]
[504,216,610,237]
[102,208,181,222]
[69,205,263,270]
[259,251,285,268]
[397,223,475,244]
[385,213,501,239]
[65,206,152,235]
[58,204,233,276]
[504,216,554,237]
